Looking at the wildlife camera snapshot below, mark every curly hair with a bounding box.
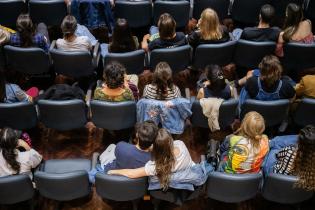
[0,128,20,174]
[152,62,174,100]
[293,125,315,191]
[103,62,126,89]
[152,128,175,191]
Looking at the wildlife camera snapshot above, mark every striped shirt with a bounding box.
[143,84,181,100]
[273,145,297,175]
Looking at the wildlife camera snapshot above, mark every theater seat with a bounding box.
[193,0,230,20]
[0,0,26,29]
[293,98,315,127]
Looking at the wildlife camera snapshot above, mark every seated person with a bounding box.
[219,111,269,174]
[141,13,187,51]
[56,15,92,52]
[295,74,315,99]
[197,65,235,100]
[0,127,42,177]
[240,4,280,42]
[108,128,211,190]
[143,62,181,100]
[94,62,135,102]
[272,125,315,190]
[10,13,50,52]
[188,8,230,49]
[0,27,11,45]
[101,121,158,172]
[244,55,295,100]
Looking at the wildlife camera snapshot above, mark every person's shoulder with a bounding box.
[116,141,133,149]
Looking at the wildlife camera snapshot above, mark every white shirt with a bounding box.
[144,140,194,176]
[56,36,92,52]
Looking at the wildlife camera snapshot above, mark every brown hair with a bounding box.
[236,111,265,153]
[61,15,77,40]
[258,55,283,89]
[293,125,315,191]
[282,3,303,42]
[152,128,175,190]
[158,13,176,40]
[16,13,35,47]
[199,8,222,40]
[152,62,174,100]
[103,62,126,89]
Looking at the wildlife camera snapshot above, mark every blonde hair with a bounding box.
[199,8,222,40]
[236,111,266,152]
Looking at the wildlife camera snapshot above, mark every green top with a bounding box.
[93,87,134,102]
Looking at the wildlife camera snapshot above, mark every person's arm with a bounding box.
[196,88,204,100]
[108,167,147,179]
[17,139,31,151]
[141,34,150,52]
[275,32,285,57]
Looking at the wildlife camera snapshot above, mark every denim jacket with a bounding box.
[71,0,114,31]
[262,135,298,176]
[137,98,192,134]
[148,161,214,191]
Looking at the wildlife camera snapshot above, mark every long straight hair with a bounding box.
[199,8,222,40]
[16,13,35,47]
[282,3,303,42]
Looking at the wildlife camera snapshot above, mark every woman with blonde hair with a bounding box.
[188,8,230,49]
[219,111,269,173]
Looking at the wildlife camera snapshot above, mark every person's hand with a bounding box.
[17,139,31,151]
[143,34,150,41]
[64,0,71,5]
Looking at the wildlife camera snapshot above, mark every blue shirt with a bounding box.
[10,33,49,52]
[103,141,151,172]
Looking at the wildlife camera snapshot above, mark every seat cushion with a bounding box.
[43,159,91,173]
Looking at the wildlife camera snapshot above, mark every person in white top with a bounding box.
[56,15,92,52]
[108,128,194,190]
[0,128,42,178]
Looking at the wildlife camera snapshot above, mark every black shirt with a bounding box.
[148,32,187,51]
[240,27,281,42]
[245,76,295,99]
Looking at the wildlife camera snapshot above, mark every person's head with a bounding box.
[135,121,158,150]
[152,128,175,190]
[198,8,222,40]
[0,70,6,103]
[205,65,226,92]
[259,4,275,24]
[283,3,303,42]
[16,13,35,47]
[61,15,77,40]
[110,18,136,52]
[294,125,315,191]
[0,127,20,174]
[103,62,126,89]
[236,111,265,150]
[152,62,174,100]
[158,13,176,40]
[0,28,10,46]
[259,55,283,89]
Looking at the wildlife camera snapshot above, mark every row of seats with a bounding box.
[1,98,314,132]
[3,40,315,78]
[0,158,313,210]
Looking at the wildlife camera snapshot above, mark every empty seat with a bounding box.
[104,50,145,75]
[241,99,290,127]
[34,159,91,202]
[293,98,315,127]
[232,0,269,25]
[193,0,230,20]
[153,1,190,28]
[150,45,191,73]
[305,0,315,20]
[233,39,276,69]
[37,99,87,131]
[194,41,237,70]
[0,174,34,207]
[90,100,136,130]
[95,173,147,210]
[29,0,68,26]
[262,173,314,204]
[0,0,26,29]
[207,172,262,203]
[0,102,37,130]
[4,45,51,75]
[191,99,238,129]
[271,0,304,21]
[114,1,152,28]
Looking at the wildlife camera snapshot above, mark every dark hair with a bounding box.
[294,125,315,190]
[260,4,275,24]
[258,55,282,89]
[135,121,158,150]
[109,18,137,53]
[61,15,77,40]
[103,62,126,89]
[152,128,175,190]
[16,13,35,47]
[152,62,174,100]
[0,127,20,174]
[205,65,226,92]
[283,3,303,42]
[158,13,176,39]
[0,70,6,102]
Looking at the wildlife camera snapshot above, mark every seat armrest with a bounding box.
[92,42,101,67]
[92,152,100,169]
